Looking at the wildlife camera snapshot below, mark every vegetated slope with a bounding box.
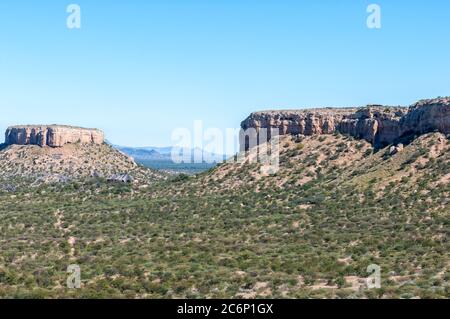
[189,132,448,196]
[0,143,165,187]
[0,133,448,298]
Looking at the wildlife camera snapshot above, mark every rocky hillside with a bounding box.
[185,131,449,198]
[0,126,165,187]
[241,97,450,148]
[1,130,446,298]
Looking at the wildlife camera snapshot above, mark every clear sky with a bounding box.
[1,0,449,146]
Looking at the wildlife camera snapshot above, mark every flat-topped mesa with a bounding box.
[5,125,104,148]
[241,97,450,150]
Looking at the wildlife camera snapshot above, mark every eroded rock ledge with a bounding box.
[241,97,450,149]
[5,125,104,148]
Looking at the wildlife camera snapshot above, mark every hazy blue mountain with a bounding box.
[113,145,226,174]
[115,146,170,160]
[114,145,226,163]
[139,146,173,155]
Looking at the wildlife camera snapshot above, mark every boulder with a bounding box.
[107,174,134,183]
[389,144,404,155]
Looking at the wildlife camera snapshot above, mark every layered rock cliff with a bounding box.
[241,97,450,149]
[5,125,104,148]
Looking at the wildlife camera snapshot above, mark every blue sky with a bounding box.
[1,0,449,146]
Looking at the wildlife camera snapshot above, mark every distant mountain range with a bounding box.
[113,145,227,163]
[114,146,169,160]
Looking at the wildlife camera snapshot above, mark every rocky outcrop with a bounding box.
[107,173,134,183]
[389,144,404,155]
[5,125,104,148]
[337,107,408,145]
[401,97,450,136]
[241,97,450,149]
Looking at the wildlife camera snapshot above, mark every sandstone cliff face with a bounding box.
[401,97,450,136]
[241,109,354,136]
[5,125,104,148]
[337,107,407,145]
[241,97,450,149]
